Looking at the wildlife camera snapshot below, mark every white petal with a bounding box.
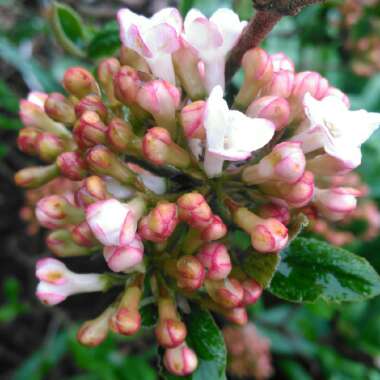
[104,177,134,199]
[184,9,206,33]
[151,7,183,34]
[139,172,167,195]
[188,138,203,160]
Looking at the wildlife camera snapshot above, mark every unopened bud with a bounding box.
[180,100,206,139]
[242,142,306,185]
[35,132,65,162]
[222,307,248,326]
[57,151,88,181]
[271,52,295,72]
[241,279,263,306]
[258,203,290,225]
[205,278,244,309]
[164,343,198,376]
[246,96,290,130]
[114,65,141,105]
[97,57,121,105]
[307,154,358,176]
[148,202,178,239]
[119,46,150,73]
[176,255,205,291]
[63,67,100,98]
[72,221,97,247]
[44,93,76,124]
[261,70,294,98]
[107,118,142,155]
[17,128,40,155]
[73,111,108,148]
[15,163,59,189]
[142,127,191,168]
[197,243,232,280]
[234,207,288,253]
[75,176,108,207]
[47,229,92,257]
[74,95,108,121]
[200,215,227,241]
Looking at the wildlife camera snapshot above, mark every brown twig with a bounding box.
[225,0,326,81]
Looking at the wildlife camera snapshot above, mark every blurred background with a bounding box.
[2,0,380,379]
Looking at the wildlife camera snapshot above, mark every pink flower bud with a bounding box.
[15,164,59,189]
[63,67,100,98]
[137,80,180,134]
[75,176,108,208]
[176,255,206,291]
[17,128,40,155]
[234,208,288,253]
[164,343,198,376]
[97,57,121,104]
[261,70,295,98]
[57,151,88,181]
[73,111,108,148]
[74,95,108,121]
[72,221,97,247]
[44,93,76,124]
[77,305,115,347]
[142,127,190,168]
[206,278,244,309]
[258,203,290,225]
[35,258,104,305]
[103,235,144,272]
[307,154,358,176]
[119,46,150,73]
[36,194,84,229]
[138,216,166,243]
[197,243,232,280]
[200,215,227,241]
[114,65,141,105]
[222,307,248,326]
[35,132,65,162]
[109,285,142,336]
[243,142,306,185]
[86,197,145,246]
[107,118,141,154]
[241,279,263,305]
[291,71,329,101]
[271,52,295,72]
[147,202,178,239]
[177,192,213,229]
[315,187,361,221]
[156,319,187,348]
[246,96,290,130]
[47,229,92,257]
[180,100,206,139]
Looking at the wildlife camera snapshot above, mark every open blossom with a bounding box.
[292,93,380,167]
[183,9,246,92]
[117,8,182,84]
[86,198,145,246]
[203,86,275,177]
[35,258,105,305]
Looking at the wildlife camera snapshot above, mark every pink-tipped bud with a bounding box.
[262,70,294,98]
[197,243,232,280]
[72,221,97,247]
[75,175,108,208]
[148,202,178,239]
[74,95,108,121]
[206,278,244,309]
[17,128,40,155]
[200,215,227,241]
[114,65,141,105]
[177,192,213,229]
[246,96,290,131]
[103,235,144,272]
[307,154,358,176]
[35,132,65,162]
[137,80,180,134]
[73,111,108,148]
[164,343,198,376]
[109,285,142,336]
[241,279,263,306]
[97,58,121,104]
[243,142,306,185]
[63,67,100,98]
[36,194,84,229]
[57,151,88,181]
[222,307,248,326]
[271,52,295,72]
[242,48,273,83]
[77,305,115,347]
[291,71,329,101]
[138,216,165,243]
[315,187,361,221]
[47,229,92,257]
[258,203,290,225]
[234,208,288,253]
[176,255,206,291]
[15,164,59,189]
[156,319,187,348]
[180,100,206,139]
[107,118,141,154]
[44,93,76,124]
[142,127,190,168]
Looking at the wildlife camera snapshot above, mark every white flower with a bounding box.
[183,8,246,93]
[292,93,380,167]
[203,86,275,177]
[35,258,104,305]
[117,7,182,84]
[86,198,145,247]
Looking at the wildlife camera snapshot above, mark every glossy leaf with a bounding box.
[270,238,380,303]
[87,22,121,59]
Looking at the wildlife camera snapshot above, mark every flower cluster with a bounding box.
[14,6,380,377]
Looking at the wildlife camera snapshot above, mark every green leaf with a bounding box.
[87,22,121,59]
[269,238,380,303]
[243,251,281,288]
[0,79,20,113]
[50,2,86,58]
